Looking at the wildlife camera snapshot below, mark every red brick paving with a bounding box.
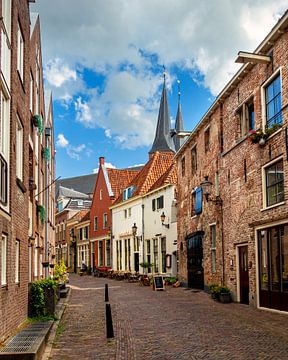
[49,274,288,359]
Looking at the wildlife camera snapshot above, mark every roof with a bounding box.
[58,186,90,200]
[55,174,97,198]
[44,90,52,122]
[70,210,90,222]
[175,9,288,159]
[148,162,177,193]
[173,100,184,151]
[66,199,92,211]
[149,78,175,154]
[113,151,175,205]
[107,168,140,200]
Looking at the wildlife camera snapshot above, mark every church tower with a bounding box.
[173,80,184,152]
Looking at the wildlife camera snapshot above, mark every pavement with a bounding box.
[48,274,288,360]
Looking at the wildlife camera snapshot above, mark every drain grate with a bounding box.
[0,321,52,354]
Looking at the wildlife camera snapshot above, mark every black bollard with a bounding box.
[106,303,114,338]
[105,283,109,302]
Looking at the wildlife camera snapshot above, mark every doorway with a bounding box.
[134,253,139,272]
[187,231,204,289]
[239,246,249,304]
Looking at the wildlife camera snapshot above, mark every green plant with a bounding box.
[42,147,50,161]
[32,114,44,134]
[37,204,45,224]
[139,261,153,269]
[248,123,281,144]
[54,259,68,282]
[218,286,230,294]
[29,279,58,317]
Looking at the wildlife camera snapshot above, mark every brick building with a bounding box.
[90,157,139,272]
[176,11,288,312]
[0,1,55,341]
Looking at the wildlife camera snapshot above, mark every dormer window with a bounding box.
[123,186,135,201]
[78,199,83,206]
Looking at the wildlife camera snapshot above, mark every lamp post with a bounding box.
[160,212,170,228]
[44,127,51,278]
[132,223,138,272]
[200,176,224,285]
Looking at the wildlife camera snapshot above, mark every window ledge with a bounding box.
[265,127,282,141]
[1,284,8,289]
[191,215,198,219]
[261,201,285,212]
[16,178,27,193]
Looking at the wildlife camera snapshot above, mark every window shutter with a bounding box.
[159,196,164,209]
[152,199,155,211]
[195,187,202,215]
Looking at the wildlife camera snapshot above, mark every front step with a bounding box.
[0,321,53,360]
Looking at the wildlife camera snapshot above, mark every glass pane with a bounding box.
[270,228,280,291]
[274,76,281,95]
[276,161,284,180]
[266,165,276,186]
[276,182,284,203]
[275,95,281,114]
[267,186,276,206]
[282,225,288,293]
[267,101,275,120]
[266,83,274,102]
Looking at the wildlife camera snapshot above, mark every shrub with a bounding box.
[54,259,68,282]
[30,279,57,318]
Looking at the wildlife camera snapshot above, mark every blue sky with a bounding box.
[31,1,288,179]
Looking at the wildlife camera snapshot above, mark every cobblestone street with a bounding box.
[49,274,288,360]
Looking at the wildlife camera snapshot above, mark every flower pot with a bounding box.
[219,293,231,303]
[259,138,266,146]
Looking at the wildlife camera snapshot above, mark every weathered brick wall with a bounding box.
[221,31,288,302]
[0,0,30,342]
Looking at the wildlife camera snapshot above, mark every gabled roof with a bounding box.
[70,210,90,222]
[58,186,90,200]
[113,151,175,205]
[56,174,97,198]
[106,168,140,201]
[149,78,175,154]
[30,12,39,38]
[148,162,177,193]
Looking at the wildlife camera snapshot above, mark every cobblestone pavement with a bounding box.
[49,274,288,360]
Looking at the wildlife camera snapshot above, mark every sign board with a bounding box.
[154,276,165,291]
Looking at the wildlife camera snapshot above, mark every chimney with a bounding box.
[99,157,105,165]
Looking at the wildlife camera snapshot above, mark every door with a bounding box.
[134,253,139,272]
[187,231,204,289]
[258,225,288,311]
[239,246,249,304]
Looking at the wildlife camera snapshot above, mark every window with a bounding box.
[191,192,196,216]
[94,217,98,231]
[103,213,108,229]
[30,72,33,111]
[100,189,103,200]
[128,208,131,217]
[123,186,135,200]
[1,29,11,87]
[152,196,164,211]
[181,157,185,176]
[15,240,20,283]
[106,240,111,267]
[211,225,216,273]
[153,238,159,273]
[265,74,282,128]
[191,146,197,174]
[264,159,284,207]
[195,187,202,215]
[0,93,10,206]
[84,226,88,239]
[17,23,24,80]
[99,241,103,266]
[77,200,83,206]
[2,0,11,38]
[204,127,210,153]
[16,117,23,181]
[146,240,151,273]
[1,234,7,285]
[237,100,254,137]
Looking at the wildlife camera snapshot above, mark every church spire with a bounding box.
[173,80,184,151]
[149,69,175,155]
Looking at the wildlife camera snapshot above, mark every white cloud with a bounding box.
[128,163,145,168]
[32,0,288,147]
[44,58,76,88]
[56,133,69,148]
[93,162,117,173]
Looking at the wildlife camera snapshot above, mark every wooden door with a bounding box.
[239,246,249,304]
[187,232,204,289]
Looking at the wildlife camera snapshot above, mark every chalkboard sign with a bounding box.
[154,276,165,291]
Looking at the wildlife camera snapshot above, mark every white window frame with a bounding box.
[16,116,23,181]
[103,213,107,229]
[261,68,282,130]
[94,216,98,231]
[1,234,7,285]
[0,92,10,210]
[17,23,24,81]
[15,240,20,283]
[2,0,11,39]
[261,156,284,210]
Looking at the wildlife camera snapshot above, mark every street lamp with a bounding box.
[160,212,170,228]
[200,176,222,205]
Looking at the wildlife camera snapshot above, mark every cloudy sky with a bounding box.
[31,0,288,178]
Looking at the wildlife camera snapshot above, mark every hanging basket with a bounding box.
[32,114,44,134]
[37,204,45,224]
[42,147,51,161]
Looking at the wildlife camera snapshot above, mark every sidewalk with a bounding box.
[49,274,288,360]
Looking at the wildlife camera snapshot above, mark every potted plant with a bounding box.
[218,286,231,303]
[32,114,44,134]
[42,147,50,161]
[37,204,45,224]
[208,284,220,300]
[139,261,153,274]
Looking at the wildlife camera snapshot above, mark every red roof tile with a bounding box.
[107,168,140,202]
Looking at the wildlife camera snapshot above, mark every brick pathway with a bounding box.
[49,274,288,359]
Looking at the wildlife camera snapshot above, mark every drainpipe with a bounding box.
[45,127,51,279]
[142,204,145,273]
[220,201,225,286]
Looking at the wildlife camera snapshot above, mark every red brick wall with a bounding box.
[0,0,30,342]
